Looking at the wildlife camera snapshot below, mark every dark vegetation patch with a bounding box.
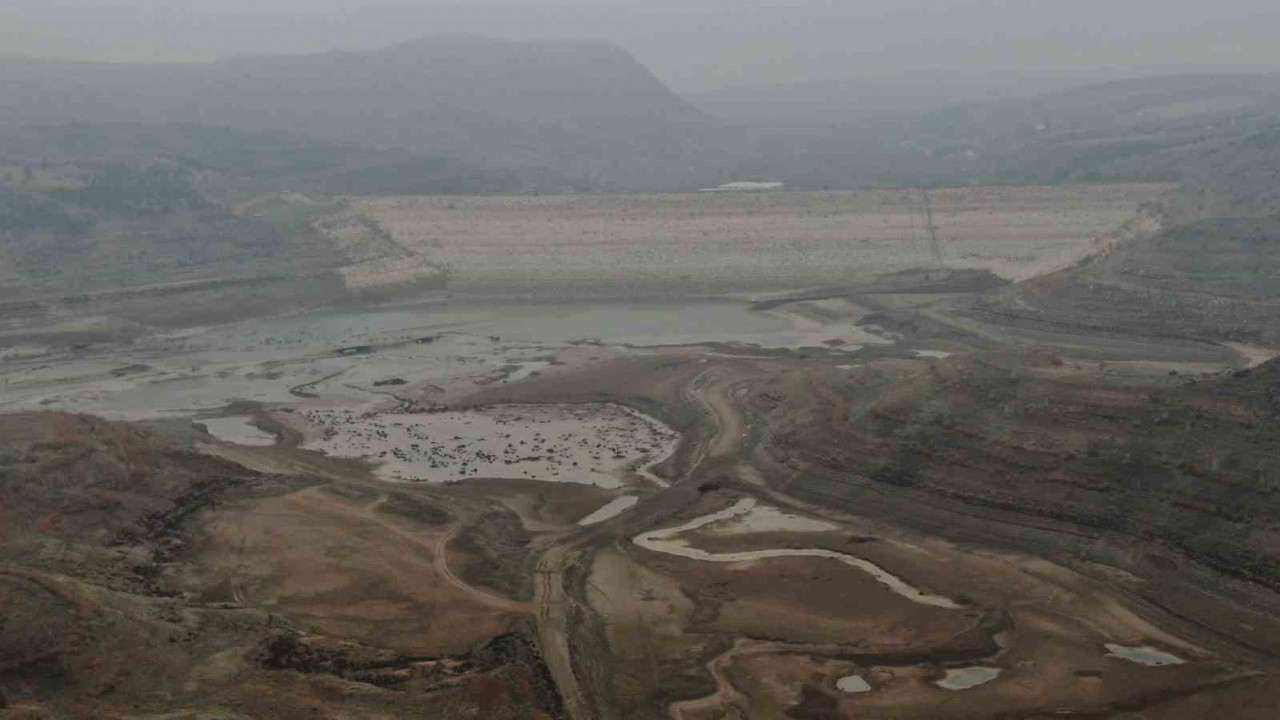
[375,492,454,526]
[254,629,565,718]
[452,508,536,602]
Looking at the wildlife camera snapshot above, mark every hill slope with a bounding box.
[0,122,524,198]
[965,126,1280,349]
[0,132,467,341]
[0,35,730,191]
[1178,128,1280,219]
[0,413,560,717]
[720,74,1280,189]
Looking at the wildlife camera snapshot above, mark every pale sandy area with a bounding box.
[201,416,277,447]
[1225,342,1280,369]
[703,503,838,535]
[1105,644,1185,667]
[578,495,641,526]
[936,667,1002,690]
[836,675,873,693]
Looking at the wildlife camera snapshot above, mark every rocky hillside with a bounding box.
[0,413,269,590]
[769,351,1280,593]
[0,413,561,718]
[0,413,273,710]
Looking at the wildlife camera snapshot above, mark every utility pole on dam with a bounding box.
[918,187,943,269]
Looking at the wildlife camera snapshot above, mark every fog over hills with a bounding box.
[686,75,1113,127]
[0,34,733,191]
[709,73,1280,190]
[7,32,1280,195]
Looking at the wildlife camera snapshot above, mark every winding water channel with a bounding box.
[633,498,963,609]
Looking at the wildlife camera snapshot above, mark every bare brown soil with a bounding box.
[187,485,526,654]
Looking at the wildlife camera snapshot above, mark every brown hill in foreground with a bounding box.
[0,413,559,718]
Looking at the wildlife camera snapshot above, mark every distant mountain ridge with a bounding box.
[0,34,733,191]
[7,41,1280,194]
[712,73,1280,190]
[687,75,1109,126]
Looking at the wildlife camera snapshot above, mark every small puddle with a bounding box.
[200,416,277,447]
[710,503,837,534]
[1104,644,1185,667]
[633,499,962,608]
[578,496,640,526]
[836,674,872,693]
[505,361,552,383]
[936,667,1001,690]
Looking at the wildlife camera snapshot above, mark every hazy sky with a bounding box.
[4,0,1280,92]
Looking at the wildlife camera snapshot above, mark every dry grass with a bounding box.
[189,485,526,655]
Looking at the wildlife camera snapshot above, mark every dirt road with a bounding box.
[536,545,591,720]
[303,486,532,614]
[531,366,752,719]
